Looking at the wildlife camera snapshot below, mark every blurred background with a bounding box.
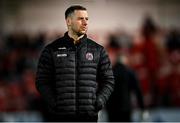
[0,0,179,122]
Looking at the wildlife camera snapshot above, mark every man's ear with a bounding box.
[66,17,71,26]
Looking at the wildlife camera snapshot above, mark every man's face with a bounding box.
[66,10,88,36]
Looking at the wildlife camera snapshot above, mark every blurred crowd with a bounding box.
[0,16,179,115]
[107,16,180,108]
[0,30,62,113]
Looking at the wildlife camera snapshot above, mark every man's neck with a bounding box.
[68,31,84,41]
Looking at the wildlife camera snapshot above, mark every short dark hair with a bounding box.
[65,5,87,19]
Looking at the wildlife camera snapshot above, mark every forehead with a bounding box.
[73,10,88,17]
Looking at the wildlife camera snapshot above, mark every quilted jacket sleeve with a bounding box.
[96,47,114,111]
[35,46,56,108]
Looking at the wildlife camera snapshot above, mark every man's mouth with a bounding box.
[81,26,87,30]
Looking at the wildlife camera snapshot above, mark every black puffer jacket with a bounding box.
[36,32,114,121]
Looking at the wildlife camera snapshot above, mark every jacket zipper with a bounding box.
[75,46,78,115]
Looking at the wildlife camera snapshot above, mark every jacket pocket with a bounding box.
[92,93,99,113]
[95,97,103,112]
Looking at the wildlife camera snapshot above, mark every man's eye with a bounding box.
[77,17,88,20]
[78,18,83,20]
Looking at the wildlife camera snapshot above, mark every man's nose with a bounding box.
[82,19,88,25]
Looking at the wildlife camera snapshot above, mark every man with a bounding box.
[105,34,144,122]
[35,5,114,122]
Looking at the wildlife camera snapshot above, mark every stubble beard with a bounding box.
[70,25,87,38]
[74,29,86,37]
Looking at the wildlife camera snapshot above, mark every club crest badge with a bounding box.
[86,52,93,61]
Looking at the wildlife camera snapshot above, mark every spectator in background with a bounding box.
[131,15,160,107]
[105,33,145,122]
[162,29,180,106]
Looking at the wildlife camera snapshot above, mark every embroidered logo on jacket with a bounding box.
[58,47,66,50]
[86,52,93,61]
[57,54,67,57]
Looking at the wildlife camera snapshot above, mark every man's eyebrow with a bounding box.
[77,17,89,19]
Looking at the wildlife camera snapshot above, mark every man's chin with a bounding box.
[77,31,86,36]
[81,30,87,34]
